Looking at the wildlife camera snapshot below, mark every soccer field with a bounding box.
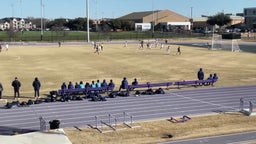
[0,41,255,99]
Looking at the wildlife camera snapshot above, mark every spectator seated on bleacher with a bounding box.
[68,81,74,89]
[119,77,128,91]
[96,80,101,88]
[130,78,138,90]
[101,79,107,87]
[79,81,85,89]
[132,78,138,86]
[91,81,96,88]
[205,74,213,86]
[61,82,67,90]
[108,79,115,91]
[213,73,218,81]
[75,82,80,89]
[85,82,90,88]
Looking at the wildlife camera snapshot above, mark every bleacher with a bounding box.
[57,86,114,96]
[127,79,218,92]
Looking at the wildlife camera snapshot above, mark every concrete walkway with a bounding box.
[0,129,72,144]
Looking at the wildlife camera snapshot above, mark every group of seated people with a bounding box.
[197,68,218,85]
[60,69,217,92]
[60,79,115,90]
[119,77,138,91]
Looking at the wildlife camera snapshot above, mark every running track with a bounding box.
[0,85,255,135]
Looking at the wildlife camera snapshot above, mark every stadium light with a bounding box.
[40,0,43,40]
[152,0,154,38]
[86,0,90,42]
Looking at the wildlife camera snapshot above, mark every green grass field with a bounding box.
[0,40,255,99]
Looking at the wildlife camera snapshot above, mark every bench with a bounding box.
[174,79,217,88]
[58,86,114,95]
[127,82,173,91]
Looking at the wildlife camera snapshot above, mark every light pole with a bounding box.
[86,0,90,42]
[40,0,43,41]
[11,4,14,18]
[190,7,193,31]
[43,4,45,32]
[152,0,154,38]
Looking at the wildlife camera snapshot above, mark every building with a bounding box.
[118,9,190,31]
[135,23,151,31]
[244,7,256,29]
[0,18,34,31]
[193,14,244,32]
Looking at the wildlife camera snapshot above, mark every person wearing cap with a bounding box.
[32,77,41,98]
[12,77,21,99]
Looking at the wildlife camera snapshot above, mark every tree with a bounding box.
[207,13,231,28]
[46,18,68,30]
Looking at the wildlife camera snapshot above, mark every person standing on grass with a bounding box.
[94,45,100,55]
[58,41,61,47]
[0,82,3,99]
[197,68,204,86]
[176,46,181,55]
[124,41,128,48]
[5,43,9,51]
[197,68,204,80]
[32,77,41,98]
[166,46,171,54]
[12,77,21,99]
[0,44,2,53]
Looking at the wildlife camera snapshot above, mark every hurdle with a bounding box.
[92,114,126,133]
[240,97,256,116]
[123,112,140,128]
[168,115,191,123]
[39,116,47,131]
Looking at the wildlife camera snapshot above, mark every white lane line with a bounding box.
[172,92,237,110]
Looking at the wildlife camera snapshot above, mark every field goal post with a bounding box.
[211,34,222,50]
[211,34,241,52]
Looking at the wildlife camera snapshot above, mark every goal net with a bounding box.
[211,34,241,52]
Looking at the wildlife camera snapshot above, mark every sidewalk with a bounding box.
[0,129,72,144]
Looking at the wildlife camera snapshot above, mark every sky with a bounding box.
[0,0,255,19]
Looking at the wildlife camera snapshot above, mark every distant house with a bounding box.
[118,9,190,31]
[0,18,34,31]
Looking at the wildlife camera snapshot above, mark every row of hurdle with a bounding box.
[39,112,140,133]
[90,112,141,133]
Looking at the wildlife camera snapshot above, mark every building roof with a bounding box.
[118,9,189,24]
[118,10,160,20]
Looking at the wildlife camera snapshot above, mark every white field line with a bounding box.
[171,93,237,111]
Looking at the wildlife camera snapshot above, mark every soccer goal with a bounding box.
[211,34,241,52]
